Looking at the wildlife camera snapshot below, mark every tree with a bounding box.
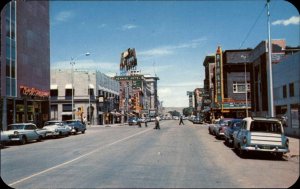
[182,107,194,117]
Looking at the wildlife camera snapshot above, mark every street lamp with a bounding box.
[241,55,248,117]
[70,52,90,119]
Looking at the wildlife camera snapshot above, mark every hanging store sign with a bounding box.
[215,46,223,105]
[20,85,49,98]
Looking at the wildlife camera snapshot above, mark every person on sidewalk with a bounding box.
[154,115,160,130]
[179,116,184,125]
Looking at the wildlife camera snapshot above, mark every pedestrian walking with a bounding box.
[179,116,184,125]
[154,115,160,129]
[145,118,148,127]
[137,117,142,128]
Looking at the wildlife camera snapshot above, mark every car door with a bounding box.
[235,121,246,144]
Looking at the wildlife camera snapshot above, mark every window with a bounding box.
[89,88,94,96]
[283,85,287,98]
[62,104,72,112]
[65,89,73,97]
[233,82,250,93]
[289,83,294,97]
[50,89,58,97]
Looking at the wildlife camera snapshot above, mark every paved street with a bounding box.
[1,120,299,188]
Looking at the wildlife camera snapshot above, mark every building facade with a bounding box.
[273,51,299,137]
[1,1,50,129]
[209,46,252,120]
[50,69,119,125]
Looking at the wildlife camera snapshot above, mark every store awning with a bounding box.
[65,84,73,89]
[88,84,95,89]
[50,84,58,90]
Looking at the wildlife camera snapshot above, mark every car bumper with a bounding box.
[241,145,289,153]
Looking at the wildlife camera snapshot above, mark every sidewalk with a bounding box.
[285,136,300,158]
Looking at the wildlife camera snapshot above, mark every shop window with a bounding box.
[283,85,287,98]
[289,83,294,97]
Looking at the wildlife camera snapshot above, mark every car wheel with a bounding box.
[20,136,26,145]
[81,130,85,134]
[37,135,43,142]
[238,145,246,158]
[275,152,283,159]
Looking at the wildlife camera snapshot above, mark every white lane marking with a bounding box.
[9,128,151,186]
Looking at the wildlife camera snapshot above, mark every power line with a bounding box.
[239,3,267,49]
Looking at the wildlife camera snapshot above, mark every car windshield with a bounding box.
[7,124,25,130]
[44,122,61,126]
[250,121,282,134]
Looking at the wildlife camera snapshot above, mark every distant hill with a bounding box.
[162,107,185,115]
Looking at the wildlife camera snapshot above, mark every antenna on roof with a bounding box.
[153,61,157,77]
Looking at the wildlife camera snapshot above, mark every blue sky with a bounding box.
[50,0,299,107]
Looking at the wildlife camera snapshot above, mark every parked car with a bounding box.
[43,120,71,138]
[214,118,232,139]
[1,130,11,146]
[208,120,219,135]
[65,120,86,134]
[233,117,289,158]
[193,117,204,124]
[3,123,45,145]
[128,117,138,125]
[224,119,242,147]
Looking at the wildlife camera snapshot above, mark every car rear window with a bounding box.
[250,121,282,134]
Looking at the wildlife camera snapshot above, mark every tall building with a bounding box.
[1,1,50,129]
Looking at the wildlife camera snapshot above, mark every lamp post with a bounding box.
[70,52,90,120]
[241,55,248,117]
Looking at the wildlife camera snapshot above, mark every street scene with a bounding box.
[1,120,299,188]
[1,0,300,188]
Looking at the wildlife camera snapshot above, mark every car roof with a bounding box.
[243,117,281,122]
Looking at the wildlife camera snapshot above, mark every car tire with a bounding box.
[238,145,246,158]
[20,136,26,145]
[81,130,85,134]
[37,135,43,142]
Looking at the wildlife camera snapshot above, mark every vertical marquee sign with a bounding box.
[215,46,223,109]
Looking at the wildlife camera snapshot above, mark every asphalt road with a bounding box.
[1,120,299,188]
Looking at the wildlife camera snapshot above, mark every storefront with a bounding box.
[2,86,50,130]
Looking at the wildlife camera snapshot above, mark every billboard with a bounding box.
[120,48,137,75]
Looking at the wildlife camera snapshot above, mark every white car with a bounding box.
[3,123,45,145]
[43,121,71,138]
[1,131,11,146]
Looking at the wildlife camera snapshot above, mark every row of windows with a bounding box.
[5,1,17,97]
[50,89,118,98]
[233,82,250,93]
[283,83,294,98]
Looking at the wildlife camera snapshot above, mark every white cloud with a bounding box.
[139,37,207,57]
[158,81,203,107]
[55,10,74,22]
[121,24,138,30]
[272,16,300,26]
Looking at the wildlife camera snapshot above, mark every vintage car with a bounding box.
[43,120,71,138]
[233,117,289,158]
[214,118,232,139]
[1,130,11,146]
[128,117,138,126]
[224,119,242,147]
[3,123,46,145]
[65,120,86,134]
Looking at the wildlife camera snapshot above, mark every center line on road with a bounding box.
[9,128,151,187]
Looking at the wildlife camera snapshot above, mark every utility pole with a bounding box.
[267,0,274,117]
